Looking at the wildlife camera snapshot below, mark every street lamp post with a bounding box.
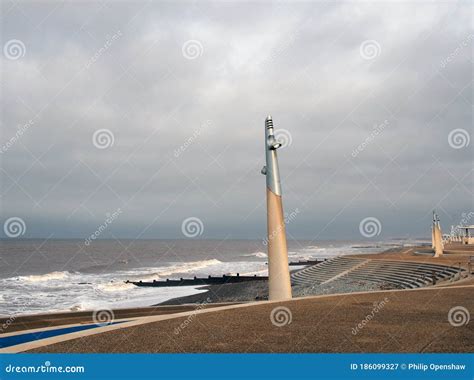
[261,115,292,301]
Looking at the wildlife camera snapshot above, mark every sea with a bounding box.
[0,239,426,316]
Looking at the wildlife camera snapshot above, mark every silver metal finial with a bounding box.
[263,115,282,195]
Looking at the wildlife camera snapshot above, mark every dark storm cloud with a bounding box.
[1,1,472,240]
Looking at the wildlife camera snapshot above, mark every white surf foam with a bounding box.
[0,259,245,315]
[132,259,223,281]
[18,271,70,282]
[242,251,267,258]
[96,281,136,292]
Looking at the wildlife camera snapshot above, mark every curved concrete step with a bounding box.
[345,271,420,287]
[345,274,415,289]
[346,270,426,286]
[359,263,459,279]
[368,260,461,273]
[291,257,370,285]
[353,263,451,277]
[291,256,462,288]
[358,265,454,280]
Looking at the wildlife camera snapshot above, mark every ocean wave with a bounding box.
[69,303,87,312]
[301,247,327,252]
[17,271,70,282]
[238,268,268,276]
[242,251,267,258]
[96,281,136,292]
[134,259,223,281]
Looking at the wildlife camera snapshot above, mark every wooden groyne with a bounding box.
[127,261,323,287]
[127,274,268,287]
[288,259,325,266]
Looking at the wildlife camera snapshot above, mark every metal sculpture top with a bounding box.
[261,115,283,196]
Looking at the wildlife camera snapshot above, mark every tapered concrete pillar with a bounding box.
[431,211,436,249]
[431,226,435,249]
[261,115,292,301]
[434,214,444,258]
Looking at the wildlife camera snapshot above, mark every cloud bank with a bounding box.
[1,1,472,240]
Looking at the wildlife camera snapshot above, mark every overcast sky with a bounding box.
[1,0,472,241]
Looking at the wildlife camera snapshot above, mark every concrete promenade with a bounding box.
[23,284,474,353]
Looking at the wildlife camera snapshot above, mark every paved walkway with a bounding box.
[14,284,473,353]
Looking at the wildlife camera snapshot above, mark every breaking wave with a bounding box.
[96,282,136,292]
[242,251,267,258]
[134,259,223,281]
[17,271,70,282]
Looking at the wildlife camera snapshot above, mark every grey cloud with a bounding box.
[1,1,472,240]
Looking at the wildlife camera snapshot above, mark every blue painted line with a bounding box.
[0,321,127,349]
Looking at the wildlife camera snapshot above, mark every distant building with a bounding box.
[460,225,474,245]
